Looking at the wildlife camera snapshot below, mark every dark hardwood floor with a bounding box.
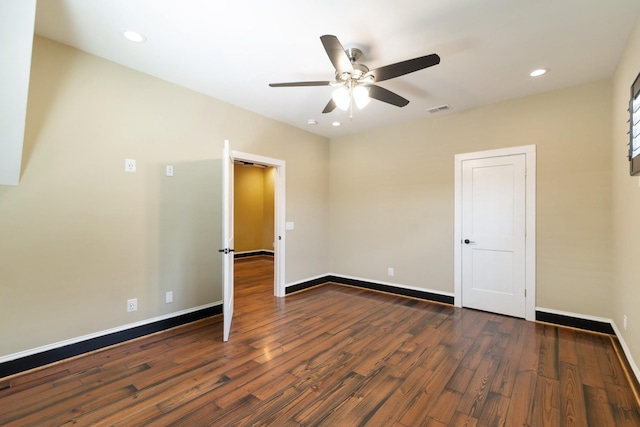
[1,256,639,426]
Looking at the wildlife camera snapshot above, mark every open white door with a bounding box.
[221,140,235,341]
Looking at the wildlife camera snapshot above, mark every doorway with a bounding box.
[234,163,275,259]
[454,145,536,320]
[230,149,286,297]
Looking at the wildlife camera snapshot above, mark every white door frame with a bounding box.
[231,149,286,297]
[454,144,536,321]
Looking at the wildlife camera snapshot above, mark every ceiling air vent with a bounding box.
[426,104,451,114]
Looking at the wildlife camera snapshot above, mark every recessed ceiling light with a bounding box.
[331,121,341,127]
[123,30,147,43]
[307,119,318,125]
[529,68,548,77]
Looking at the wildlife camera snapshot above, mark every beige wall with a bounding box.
[234,164,274,253]
[0,37,330,357]
[329,79,612,318]
[612,16,640,368]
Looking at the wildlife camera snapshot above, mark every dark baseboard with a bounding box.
[0,305,222,379]
[234,251,274,259]
[536,310,614,335]
[3,284,615,380]
[285,276,330,294]
[287,278,615,336]
[286,275,455,305]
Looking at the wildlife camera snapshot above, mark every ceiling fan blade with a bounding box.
[322,98,337,114]
[368,85,410,107]
[269,81,331,87]
[320,35,354,75]
[368,53,440,83]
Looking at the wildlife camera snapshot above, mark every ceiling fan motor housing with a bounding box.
[336,61,371,84]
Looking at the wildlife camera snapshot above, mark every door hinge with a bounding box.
[525,168,527,176]
[525,289,527,298]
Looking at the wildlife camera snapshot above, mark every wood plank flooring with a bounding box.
[1,257,639,426]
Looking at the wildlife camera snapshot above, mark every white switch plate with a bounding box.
[125,158,136,172]
[285,222,295,230]
[388,267,394,277]
[166,165,174,177]
[166,291,173,303]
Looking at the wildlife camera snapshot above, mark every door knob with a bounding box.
[464,239,475,244]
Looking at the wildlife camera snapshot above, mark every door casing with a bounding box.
[454,144,536,321]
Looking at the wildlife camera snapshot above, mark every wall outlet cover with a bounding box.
[127,298,138,312]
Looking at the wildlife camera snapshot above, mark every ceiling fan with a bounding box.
[269,35,440,116]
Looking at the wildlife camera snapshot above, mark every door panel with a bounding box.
[222,140,235,341]
[461,154,526,318]
[472,249,514,294]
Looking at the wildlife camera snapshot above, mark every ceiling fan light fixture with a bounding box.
[353,86,370,109]
[332,86,351,111]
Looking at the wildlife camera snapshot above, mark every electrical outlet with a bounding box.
[127,298,138,312]
[166,291,173,303]
[388,267,394,277]
[624,314,628,331]
[166,165,173,177]
[125,159,136,172]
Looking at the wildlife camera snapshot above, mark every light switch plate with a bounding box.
[285,222,294,230]
[125,159,136,172]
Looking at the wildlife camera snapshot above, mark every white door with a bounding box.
[222,140,235,341]
[461,154,526,318]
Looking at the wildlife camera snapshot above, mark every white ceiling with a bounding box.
[35,0,640,139]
